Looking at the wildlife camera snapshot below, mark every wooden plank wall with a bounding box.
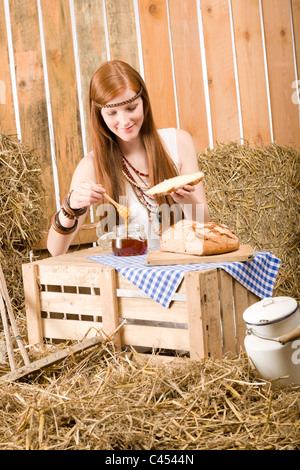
[0,0,299,238]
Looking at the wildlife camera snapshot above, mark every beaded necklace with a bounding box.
[121,157,149,191]
[121,155,160,228]
[122,154,149,178]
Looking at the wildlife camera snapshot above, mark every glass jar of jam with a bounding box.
[112,224,147,256]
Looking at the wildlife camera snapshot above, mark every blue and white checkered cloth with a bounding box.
[87,250,281,308]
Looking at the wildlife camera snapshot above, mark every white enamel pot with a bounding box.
[243,297,300,386]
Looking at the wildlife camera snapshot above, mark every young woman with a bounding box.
[47,60,210,256]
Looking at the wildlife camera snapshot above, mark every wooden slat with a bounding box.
[37,264,103,288]
[231,0,271,146]
[74,0,107,152]
[185,272,206,360]
[40,0,83,199]
[168,0,210,152]
[73,0,108,227]
[118,297,187,324]
[40,291,102,316]
[218,270,237,357]
[291,0,300,82]
[121,323,189,351]
[248,290,260,307]
[262,0,300,147]
[0,0,16,133]
[106,0,139,70]
[233,279,249,353]
[9,0,55,224]
[99,267,121,348]
[22,264,43,345]
[43,318,103,341]
[201,0,240,143]
[138,0,177,128]
[199,268,223,359]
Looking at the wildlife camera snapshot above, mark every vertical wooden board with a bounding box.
[201,0,240,144]
[9,0,56,224]
[262,0,300,147]
[248,290,259,307]
[218,270,236,357]
[40,0,83,199]
[22,264,43,345]
[106,0,140,70]
[0,1,16,133]
[138,0,177,129]
[199,269,223,359]
[99,267,121,349]
[168,0,210,152]
[233,279,249,353]
[185,272,206,360]
[231,0,271,146]
[291,0,300,96]
[74,0,108,153]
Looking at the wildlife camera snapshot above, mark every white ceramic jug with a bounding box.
[243,297,300,386]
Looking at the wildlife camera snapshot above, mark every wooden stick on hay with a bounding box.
[0,294,16,371]
[0,264,30,367]
[0,336,102,382]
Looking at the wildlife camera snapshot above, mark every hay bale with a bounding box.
[0,132,45,313]
[198,141,300,302]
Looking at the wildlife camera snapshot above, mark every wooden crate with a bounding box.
[22,246,259,360]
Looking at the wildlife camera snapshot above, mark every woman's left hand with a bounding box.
[170,184,196,203]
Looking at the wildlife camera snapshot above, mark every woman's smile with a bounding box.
[121,124,135,132]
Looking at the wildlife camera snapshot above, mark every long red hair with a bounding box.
[88,60,179,212]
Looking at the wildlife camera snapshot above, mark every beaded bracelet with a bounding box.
[61,191,88,219]
[51,211,78,235]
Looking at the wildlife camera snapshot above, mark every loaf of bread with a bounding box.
[160,220,240,255]
[146,172,204,197]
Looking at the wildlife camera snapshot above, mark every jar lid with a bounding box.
[243,296,298,326]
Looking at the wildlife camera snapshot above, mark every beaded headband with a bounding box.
[92,87,143,109]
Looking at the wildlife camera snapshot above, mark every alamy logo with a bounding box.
[291,339,300,365]
[291,80,300,104]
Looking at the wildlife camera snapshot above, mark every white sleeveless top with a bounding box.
[125,128,179,248]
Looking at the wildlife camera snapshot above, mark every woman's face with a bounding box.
[101,88,144,144]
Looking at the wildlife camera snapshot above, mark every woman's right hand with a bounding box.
[68,180,106,210]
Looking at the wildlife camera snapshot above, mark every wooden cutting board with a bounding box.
[145,244,254,266]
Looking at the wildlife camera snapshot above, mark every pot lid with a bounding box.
[243,296,298,326]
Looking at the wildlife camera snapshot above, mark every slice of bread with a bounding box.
[145,172,204,197]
